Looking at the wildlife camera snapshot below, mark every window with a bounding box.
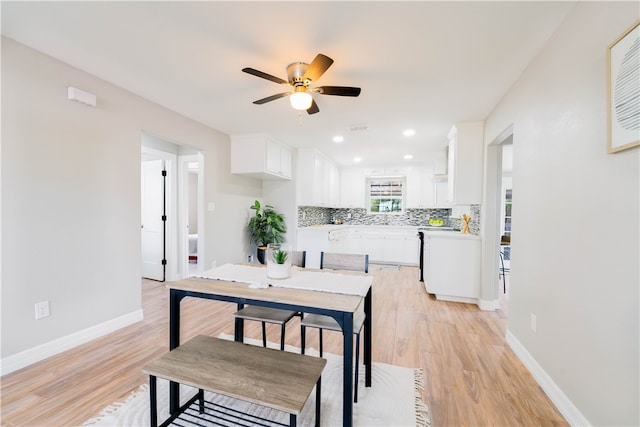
[367,177,405,213]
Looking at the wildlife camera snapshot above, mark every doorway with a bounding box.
[179,154,203,276]
[499,144,513,306]
[141,157,166,281]
[482,126,514,312]
[141,134,204,281]
[141,145,177,281]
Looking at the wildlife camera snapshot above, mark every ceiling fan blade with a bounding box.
[316,86,362,97]
[302,54,334,82]
[306,99,320,115]
[253,92,290,105]
[242,67,288,85]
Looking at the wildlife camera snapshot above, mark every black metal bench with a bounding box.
[142,335,326,427]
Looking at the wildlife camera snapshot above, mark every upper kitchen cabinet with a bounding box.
[340,167,366,208]
[363,166,410,177]
[297,148,340,207]
[447,122,484,205]
[230,133,292,180]
[406,165,436,208]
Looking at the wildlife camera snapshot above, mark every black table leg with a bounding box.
[234,303,245,342]
[149,375,157,427]
[342,313,354,427]
[169,290,182,414]
[315,377,322,427]
[364,288,372,387]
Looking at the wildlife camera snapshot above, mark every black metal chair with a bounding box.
[300,251,369,402]
[233,251,306,350]
[499,235,511,293]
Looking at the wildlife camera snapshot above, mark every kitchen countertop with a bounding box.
[299,224,480,238]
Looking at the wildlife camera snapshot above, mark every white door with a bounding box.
[141,159,165,281]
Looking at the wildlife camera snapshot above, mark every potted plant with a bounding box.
[266,243,291,279]
[247,200,286,264]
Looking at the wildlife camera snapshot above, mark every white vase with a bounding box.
[267,262,291,279]
[266,243,291,279]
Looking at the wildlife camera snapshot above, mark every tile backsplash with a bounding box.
[298,205,481,235]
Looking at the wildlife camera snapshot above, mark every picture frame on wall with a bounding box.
[607,20,640,154]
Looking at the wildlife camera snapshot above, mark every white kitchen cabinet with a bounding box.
[297,226,345,268]
[300,225,420,266]
[340,168,365,208]
[297,148,340,207]
[348,227,366,254]
[362,233,383,261]
[327,162,340,207]
[424,234,481,304]
[328,228,348,252]
[403,229,420,265]
[230,133,292,180]
[406,165,436,208]
[363,166,410,177]
[381,230,405,263]
[349,226,419,265]
[434,175,450,207]
[447,123,484,204]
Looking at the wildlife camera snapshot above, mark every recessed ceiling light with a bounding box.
[403,129,416,137]
[333,135,344,143]
[404,154,413,160]
[353,157,362,163]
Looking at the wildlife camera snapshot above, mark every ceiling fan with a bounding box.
[242,53,361,115]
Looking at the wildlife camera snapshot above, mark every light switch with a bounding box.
[208,202,216,212]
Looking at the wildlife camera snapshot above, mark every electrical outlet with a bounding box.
[35,301,50,320]
[247,254,254,263]
[530,313,537,333]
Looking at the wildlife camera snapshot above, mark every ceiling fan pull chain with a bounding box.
[298,112,303,126]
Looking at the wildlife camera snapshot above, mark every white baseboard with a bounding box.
[1,309,143,376]
[505,329,591,427]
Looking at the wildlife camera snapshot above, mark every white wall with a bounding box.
[1,37,261,364]
[484,3,639,425]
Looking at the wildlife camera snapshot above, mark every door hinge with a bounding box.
[162,259,167,265]
[162,215,167,221]
[161,170,167,177]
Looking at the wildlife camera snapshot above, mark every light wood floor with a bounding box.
[1,267,567,426]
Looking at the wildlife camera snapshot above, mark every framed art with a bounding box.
[607,20,640,153]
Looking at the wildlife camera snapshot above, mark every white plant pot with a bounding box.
[267,263,291,279]
[266,243,291,279]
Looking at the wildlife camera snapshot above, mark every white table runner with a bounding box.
[193,263,373,296]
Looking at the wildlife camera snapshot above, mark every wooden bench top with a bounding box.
[143,335,326,415]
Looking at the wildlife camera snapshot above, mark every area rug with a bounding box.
[84,336,430,427]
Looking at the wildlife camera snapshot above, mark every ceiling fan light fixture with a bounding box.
[290,91,313,111]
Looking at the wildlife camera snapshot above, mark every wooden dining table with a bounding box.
[166,265,374,427]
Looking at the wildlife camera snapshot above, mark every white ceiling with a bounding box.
[1,1,575,167]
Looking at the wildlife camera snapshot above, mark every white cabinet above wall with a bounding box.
[406,165,436,208]
[363,166,410,177]
[340,168,365,208]
[230,133,292,180]
[447,122,484,205]
[297,148,340,207]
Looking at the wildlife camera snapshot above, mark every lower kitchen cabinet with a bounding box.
[403,230,421,265]
[424,234,481,303]
[349,227,419,265]
[299,226,425,267]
